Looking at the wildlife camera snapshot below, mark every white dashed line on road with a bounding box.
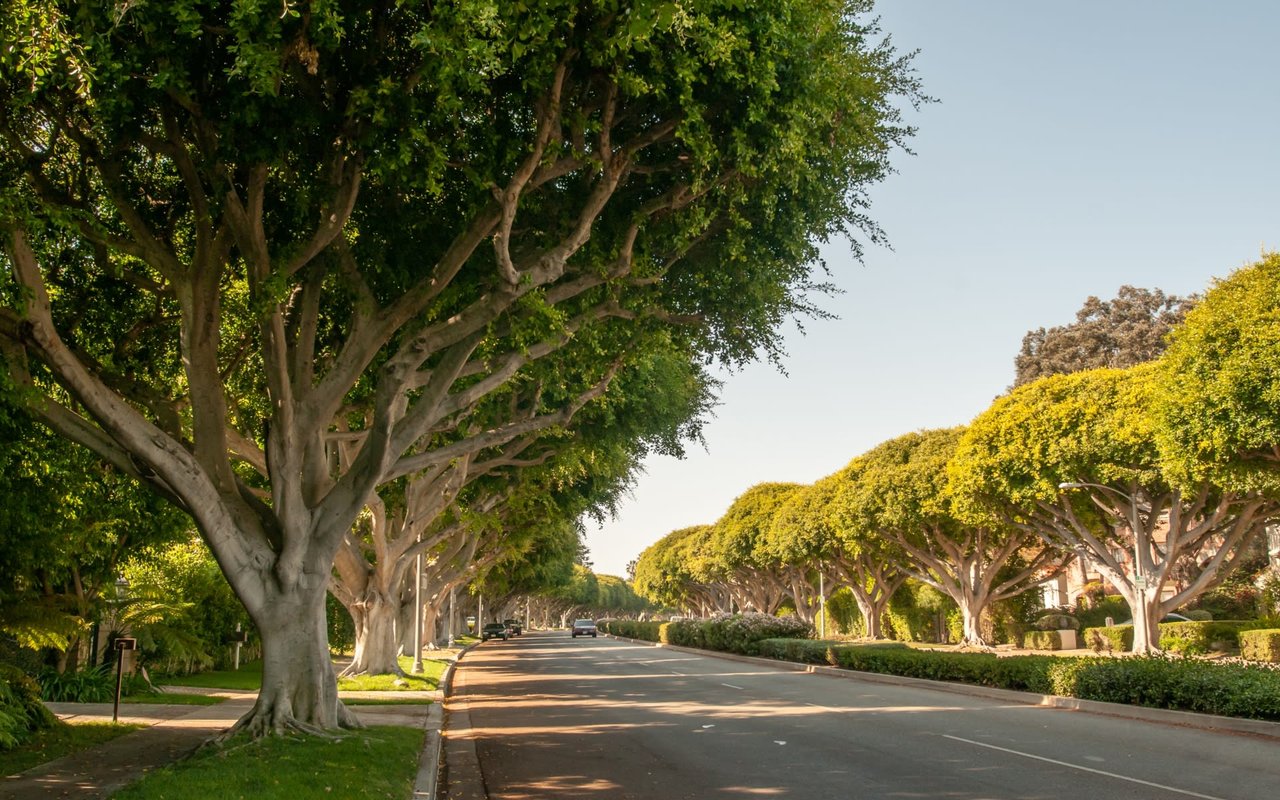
[943,735,1227,800]
[721,683,744,690]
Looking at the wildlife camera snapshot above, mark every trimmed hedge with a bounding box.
[601,614,811,655]
[1083,620,1274,655]
[1240,629,1280,663]
[597,620,663,642]
[1159,620,1270,655]
[1083,625,1132,652]
[1022,630,1073,651]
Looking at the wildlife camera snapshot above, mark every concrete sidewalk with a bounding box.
[1,689,444,800]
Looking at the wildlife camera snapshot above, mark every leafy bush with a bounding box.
[123,537,256,675]
[1083,625,1132,653]
[886,580,953,642]
[1023,630,1073,650]
[1158,620,1271,654]
[1240,629,1280,663]
[38,664,116,703]
[1047,655,1280,719]
[1184,609,1213,621]
[658,614,810,655]
[817,644,1280,720]
[1032,614,1079,631]
[755,638,835,664]
[0,664,56,751]
[597,620,662,642]
[1074,595,1130,629]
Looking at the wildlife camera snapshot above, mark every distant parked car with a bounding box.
[504,618,523,636]
[1117,613,1193,625]
[481,622,511,641]
[571,619,597,638]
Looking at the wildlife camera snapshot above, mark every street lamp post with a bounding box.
[411,542,424,674]
[818,565,826,640]
[1059,481,1154,654]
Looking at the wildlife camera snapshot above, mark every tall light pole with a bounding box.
[1058,481,1154,654]
[818,564,826,640]
[411,539,424,674]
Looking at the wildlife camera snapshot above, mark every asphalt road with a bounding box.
[451,631,1280,800]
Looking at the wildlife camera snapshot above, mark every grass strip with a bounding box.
[112,726,425,800]
[0,721,144,777]
[123,691,225,706]
[156,661,263,691]
[337,655,448,692]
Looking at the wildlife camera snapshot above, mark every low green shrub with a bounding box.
[1074,595,1130,629]
[659,614,811,654]
[38,665,117,703]
[755,638,833,664]
[1022,630,1073,650]
[597,620,662,642]
[1083,625,1132,653]
[1240,629,1280,663]
[0,664,56,751]
[817,645,1280,720]
[1047,655,1280,719]
[1158,620,1266,654]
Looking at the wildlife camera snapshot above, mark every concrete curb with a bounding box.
[605,634,1280,742]
[411,642,479,800]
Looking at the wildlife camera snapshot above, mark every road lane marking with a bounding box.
[721,683,744,690]
[942,735,1227,800]
[805,702,838,712]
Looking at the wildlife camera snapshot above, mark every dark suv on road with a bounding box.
[571,619,597,638]
[481,622,511,641]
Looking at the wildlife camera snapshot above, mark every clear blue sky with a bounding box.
[585,1,1280,577]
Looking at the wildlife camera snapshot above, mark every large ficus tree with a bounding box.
[953,365,1276,653]
[840,429,1062,646]
[0,1,920,734]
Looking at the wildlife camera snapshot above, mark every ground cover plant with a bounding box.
[111,726,424,799]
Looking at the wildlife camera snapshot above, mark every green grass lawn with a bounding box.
[156,650,455,694]
[336,655,449,692]
[111,726,424,799]
[0,721,144,777]
[155,661,263,691]
[123,691,225,706]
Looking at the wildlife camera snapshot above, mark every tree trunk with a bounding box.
[848,587,889,640]
[958,601,984,647]
[229,587,361,737]
[343,590,404,676]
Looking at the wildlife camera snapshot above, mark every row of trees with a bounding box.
[635,259,1280,652]
[1,1,922,735]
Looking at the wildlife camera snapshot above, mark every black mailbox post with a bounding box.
[112,637,137,723]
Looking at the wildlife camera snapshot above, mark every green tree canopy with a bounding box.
[1013,285,1196,387]
[840,428,1059,645]
[0,0,920,734]
[954,365,1275,652]
[1155,253,1280,494]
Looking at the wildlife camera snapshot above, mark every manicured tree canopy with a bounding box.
[708,482,803,614]
[953,365,1275,653]
[842,428,1060,646]
[0,0,920,735]
[1156,253,1280,494]
[803,470,907,639]
[761,480,840,624]
[632,525,723,614]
